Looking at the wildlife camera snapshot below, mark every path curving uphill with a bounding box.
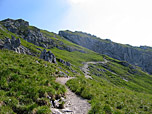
[82,59,108,79]
[51,59,107,114]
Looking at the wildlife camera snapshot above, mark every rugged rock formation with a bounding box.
[1,19,56,48]
[1,19,85,53]
[2,36,31,54]
[40,49,57,63]
[4,36,21,52]
[1,18,29,34]
[59,30,152,74]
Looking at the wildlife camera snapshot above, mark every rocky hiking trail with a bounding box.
[81,59,108,79]
[52,59,107,114]
[51,77,91,114]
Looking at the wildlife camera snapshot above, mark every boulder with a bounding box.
[2,36,31,54]
[40,49,57,64]
[3,36,21,53]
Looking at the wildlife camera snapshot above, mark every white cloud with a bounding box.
[67,0,92,4]
[61,0,152,46]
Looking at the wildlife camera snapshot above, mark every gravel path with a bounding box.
[82,59,108,79]
[51,59,107,114]
[51,77,91,114]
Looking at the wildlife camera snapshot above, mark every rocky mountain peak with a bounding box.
[1,18,29,27]
[1,18,29,35]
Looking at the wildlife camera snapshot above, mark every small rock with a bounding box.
[36,61,39,64]
[51,108,62,114]
[61,108,73,113]
[58,59,71,67]
[54,99,60,108]
[40,49,57,64]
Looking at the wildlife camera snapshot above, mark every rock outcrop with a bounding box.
[59,30,152,74]
[1,19,85,53]
[4,36,21,52]
[2,36,31,54]
[58,59,71,67]
[1,18,29,34]
[1,19,56,49]
[40,49,57,63]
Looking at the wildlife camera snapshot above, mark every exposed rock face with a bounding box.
[40,49,57,63]
[1,18,29,34]
[59,30,152,74]
[4,36,20,51]
[1,19,85,53]
[3,36,31,54]
[1,19,56,49]
[23,27,55,49]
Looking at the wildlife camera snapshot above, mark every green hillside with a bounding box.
[67,76,152,114]
[0,50,66,114]
[1,19,152,114]
[88,55,152,94]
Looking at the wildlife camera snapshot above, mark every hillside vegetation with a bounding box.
[88,56,152,94]
[67,76,152,114]
[1,18,152,114]
[0,50,67,114]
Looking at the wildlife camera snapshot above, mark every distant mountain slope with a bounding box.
[59,30,152,74]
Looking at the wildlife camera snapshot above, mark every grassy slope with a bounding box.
[66,55,152,113]
[43,30,152,95]
[66,76,152,114]
[0,24,105,76]
[41,29,104,67]
[88,56,152,94]
[0,23,104,67]
[1,22,152,113]
[0,50,66,114]
[36,29,152,114]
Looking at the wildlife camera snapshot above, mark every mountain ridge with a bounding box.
[59,30,152,74]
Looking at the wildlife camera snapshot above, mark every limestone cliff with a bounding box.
[59,30,152,74]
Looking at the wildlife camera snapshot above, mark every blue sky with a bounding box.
[1,0,152,46]
[0,0,70,32]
